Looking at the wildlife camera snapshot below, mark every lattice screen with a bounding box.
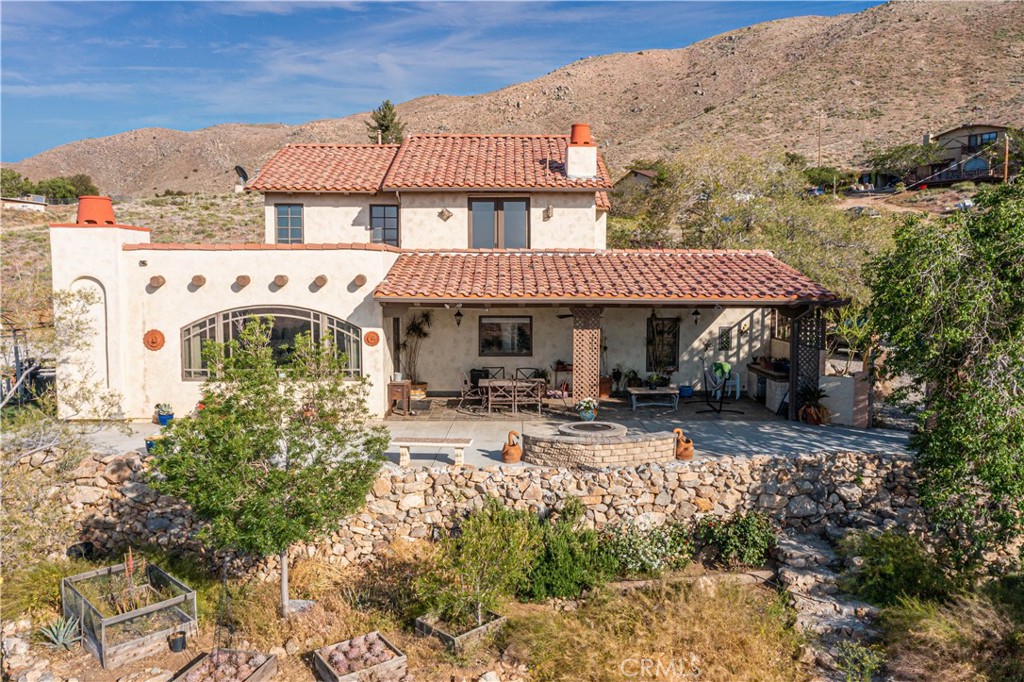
[790,307,824,419]
[571,307,603,401]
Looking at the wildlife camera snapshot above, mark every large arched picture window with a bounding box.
[181,306,362,380]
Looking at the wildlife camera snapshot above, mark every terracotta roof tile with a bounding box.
[123,242,402,252]
[596,191,611,211]
[374,250,839,304]
[245,144,400,193]
[382,134,612,190]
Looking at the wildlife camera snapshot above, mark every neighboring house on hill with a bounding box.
[1,194,47,212]
[913,123,1009,186]
[49,124,840,421]
[613,168,658,192]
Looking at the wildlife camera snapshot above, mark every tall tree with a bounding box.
[151,318,388,614]
[866,182,1024,570]
[864,141,946,180]
[366,99,406,144]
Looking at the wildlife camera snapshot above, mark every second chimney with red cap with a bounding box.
[566,123,597,180]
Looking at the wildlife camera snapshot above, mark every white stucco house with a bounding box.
[50,124,841,421]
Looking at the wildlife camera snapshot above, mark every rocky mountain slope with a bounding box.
[10,1,1024,197]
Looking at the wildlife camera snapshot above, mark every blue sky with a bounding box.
[1,1,882,162]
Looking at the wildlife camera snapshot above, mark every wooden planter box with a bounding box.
[414,612,506,653]
[62,563,198,669]
[170,649,278,682]
[313,632,406,682]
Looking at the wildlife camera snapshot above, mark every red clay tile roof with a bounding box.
[596,191,611,212]
[245,144,400,193]
[123,242,401,252]
[381,134,612,190]
[374,250,839,304]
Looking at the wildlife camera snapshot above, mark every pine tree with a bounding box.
[366,99,406,144]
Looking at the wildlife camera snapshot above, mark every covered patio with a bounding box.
[374,250,846,421]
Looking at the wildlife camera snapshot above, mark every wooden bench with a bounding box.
[626,386,680,412]
[391,437,473,466]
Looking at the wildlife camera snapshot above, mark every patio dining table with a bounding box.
[479,378,545,414]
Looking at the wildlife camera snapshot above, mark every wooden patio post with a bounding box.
[571,307,602,402]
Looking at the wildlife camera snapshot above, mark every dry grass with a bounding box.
[883,593,1024,682]
[502,581,809,682]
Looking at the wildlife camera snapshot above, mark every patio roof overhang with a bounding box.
[373,249,845,309]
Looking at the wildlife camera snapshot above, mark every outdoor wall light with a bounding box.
[438,208,453,221]
[691,309,702,325]
[454,310,464,327]
[739,322,750,336]
[543,204,554,221]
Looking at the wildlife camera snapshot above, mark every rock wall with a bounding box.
[52,450,923,580]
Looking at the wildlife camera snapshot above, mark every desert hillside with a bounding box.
[8,0,1024,197]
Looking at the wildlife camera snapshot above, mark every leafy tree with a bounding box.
[33,177,78,201]
[803,165,857,190]
[417,497,540,628]
[1,168,33,197]
[151,318,388,615]
[67,174,99,197]
[366,99,406,144]
[864,141,946,180]
[865,182,1024,570]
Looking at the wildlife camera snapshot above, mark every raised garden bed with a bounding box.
[313,632,406,682]
[171,649,278,682]
[414,612,506,653]
[62,562,198,669]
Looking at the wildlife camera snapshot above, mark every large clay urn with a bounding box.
[501,430,523,464]
[674,428,694,461]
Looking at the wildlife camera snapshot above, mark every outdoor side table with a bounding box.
[388,380,413,415]
[626,386,680,411]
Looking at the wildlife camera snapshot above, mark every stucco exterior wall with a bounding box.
[50,225,401,419]
[400,305,770,394]
[263,191,604,250]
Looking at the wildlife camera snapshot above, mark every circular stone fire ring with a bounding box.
[556,421,628,438]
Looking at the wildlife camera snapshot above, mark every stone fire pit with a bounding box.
[522,422,675,467]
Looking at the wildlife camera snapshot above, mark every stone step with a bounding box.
[777,565,840,597]
[774,531,838,568]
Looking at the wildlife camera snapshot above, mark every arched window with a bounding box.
[963,157,989,173]
[181,306,362,380]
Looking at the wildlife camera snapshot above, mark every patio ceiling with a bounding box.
[374,249,844,307]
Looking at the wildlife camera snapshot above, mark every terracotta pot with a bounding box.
[599,376,613,398]
[673,428,694,461]
[501,430,522,464]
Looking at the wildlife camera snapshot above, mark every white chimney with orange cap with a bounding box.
[566,123,598,180]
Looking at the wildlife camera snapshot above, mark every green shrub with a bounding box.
[950,181,977,193]
[417,497,540,629]
[695,511,777,567]
[838,530,951,606]
[835,641,886,682]
[523,498,614,601]
[598,521,692,578]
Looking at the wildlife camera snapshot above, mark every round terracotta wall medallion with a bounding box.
[143,329,165,351]
[363,331,380,347]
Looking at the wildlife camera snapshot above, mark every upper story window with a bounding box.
[967,132,999,148]
[370,205,399,246]
[470,198,529,249]
[275,204,303,244]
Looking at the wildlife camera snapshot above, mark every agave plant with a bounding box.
[38,616,81,650]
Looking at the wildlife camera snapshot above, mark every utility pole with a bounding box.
[817,114,823,167]
[1004,132,1011,183]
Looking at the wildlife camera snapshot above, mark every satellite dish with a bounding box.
[234,166,249,183]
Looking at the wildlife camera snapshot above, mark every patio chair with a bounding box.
[698,361,743,415]
[546,380,572,411]
[515,367,541,380]
[482,366,506,379]
[457,372,485,412]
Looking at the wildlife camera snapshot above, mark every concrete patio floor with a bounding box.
[87,397,909,469]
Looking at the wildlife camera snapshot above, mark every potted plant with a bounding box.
[574,397,598,421]
[797,385,832,425]
[154,403,174,426]
[611,365,624,393]
[144,433,166,455]
[624,369,643,388]
[400,311,433,401]
[554,359,573,371]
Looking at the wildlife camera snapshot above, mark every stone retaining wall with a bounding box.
[49,450,922,581]
[521,431,676,467]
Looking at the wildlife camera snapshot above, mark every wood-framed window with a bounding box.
[645,317,679,373]
[469,198,530,249]
[275,204,303,244]
[370,204,399,246]
[479,316,533,357]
